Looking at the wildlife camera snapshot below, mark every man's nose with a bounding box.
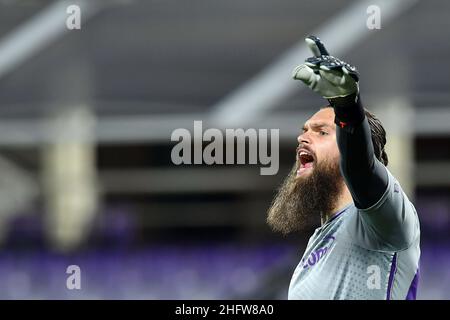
[297,132,311,145]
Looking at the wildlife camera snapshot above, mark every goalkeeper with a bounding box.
[267,36,421,299]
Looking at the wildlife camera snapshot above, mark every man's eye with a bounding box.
[319,131,328,136]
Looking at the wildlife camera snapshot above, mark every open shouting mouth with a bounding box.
[297,148,315,177]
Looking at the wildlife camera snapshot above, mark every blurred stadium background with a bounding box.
[0,0,449,299]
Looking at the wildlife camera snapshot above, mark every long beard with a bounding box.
[267,157,344,235]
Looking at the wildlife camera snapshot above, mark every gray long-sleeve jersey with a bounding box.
[288,167,421,300]
[289,96,421,300]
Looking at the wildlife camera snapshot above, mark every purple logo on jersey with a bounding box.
[302,235,335,269]
[394,183,400,193]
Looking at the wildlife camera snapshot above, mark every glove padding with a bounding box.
[292,35,359,99]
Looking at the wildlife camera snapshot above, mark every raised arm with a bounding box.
[292,36,388,208]
[329,93,388,209]
[292,36,419,250]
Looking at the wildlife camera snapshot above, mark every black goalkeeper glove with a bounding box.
[292,35,366,128]
[292,35,359,100]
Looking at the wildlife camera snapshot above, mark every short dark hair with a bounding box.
[322,106,389,166]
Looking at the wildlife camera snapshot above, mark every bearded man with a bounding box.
[267,36,420,300]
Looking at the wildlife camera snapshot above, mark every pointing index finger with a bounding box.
[305,35,330,57]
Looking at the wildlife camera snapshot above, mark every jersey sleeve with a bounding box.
[331,93,389,209]
[330,94,420,251]
[353,169,420,251]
